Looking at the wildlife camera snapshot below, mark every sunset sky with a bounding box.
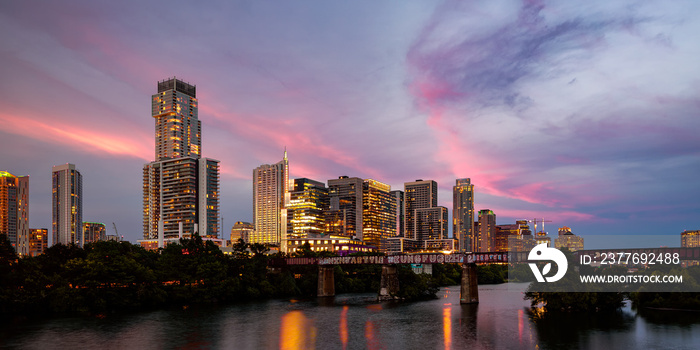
[1,0,698,244]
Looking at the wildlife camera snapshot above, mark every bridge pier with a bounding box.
[378,265,400,301]
[317,265,335,297]
[460,263,479,304]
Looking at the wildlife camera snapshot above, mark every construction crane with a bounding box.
[525,218,553,234]
[112,222,120,241]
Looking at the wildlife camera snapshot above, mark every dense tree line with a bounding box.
[0,234,496,317]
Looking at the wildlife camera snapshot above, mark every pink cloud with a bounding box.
[0,113,151,161]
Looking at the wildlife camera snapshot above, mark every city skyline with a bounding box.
[1,1,698,244]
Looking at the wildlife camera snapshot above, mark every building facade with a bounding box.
[390,190,404,237]
[362,179,396,250]
[252,151,289,248]
[475,209,496,252]
[681,230,700,247]
[453,178,474,252]
[52,164,82,247]
[404,179,438,240]
[142,77,220,243]
[83,222,107,245]
[287,178,328,239]
[0,171,29,254]
[327,176,364,239]
[28,228,48,257]
[230,221,254,244]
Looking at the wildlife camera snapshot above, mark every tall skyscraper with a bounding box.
[52,164,82,246]
[252,151,289,249]
[453,178,474,252]
[0,171,29,254]
[143,77,220,242]
[287,178,328,239]
[404,179,438,240]
[362,179,396,250]
[327,176,364,239]
[390,190,404,237]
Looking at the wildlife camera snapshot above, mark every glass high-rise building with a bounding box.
[327,176,364,239]
[404,179,438,240]
[362,179,396,250]
[453,178,474,252]
[252,151,289,248]
[0,171,29,254]
[287,178,328,239]
[52,164,82,247]
[390,190,404,237]
[142,77,219,241]
[476,209,496,252]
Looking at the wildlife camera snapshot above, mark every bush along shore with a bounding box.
[0,234,507,317]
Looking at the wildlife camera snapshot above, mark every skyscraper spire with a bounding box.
[284,146,287,161]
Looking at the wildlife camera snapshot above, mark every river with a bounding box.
[3,283,700,349]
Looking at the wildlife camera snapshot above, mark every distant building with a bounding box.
[362,179,396,251]
[28,228,47,257]
[554,226,584,251]
[681,230,700,247]
[252,151,289,249]
[143,77,220,243]
[52,164,82,247]
[415,206,448,242]
[231,221,254,244]
[287,234,376,256]
[386,237,421,254]
[495,223,520,252]
[287,178,328,239]
[327,176,364,239]
[475,209,496,252]
[0,171,29,255]
[404,179,437,240]
[390,190,404,237]
[83,222,107,245]
[453,178,474,252]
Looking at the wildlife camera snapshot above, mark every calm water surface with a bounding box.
[3,283,700,349]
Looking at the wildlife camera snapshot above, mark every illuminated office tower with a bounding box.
[83,222,106,245]
[52,164,82,247]
[0,171,29,254]
[362,179,396,250]
[287,178,328,239]
[404,179,438,240]
[28,228,47,257]
[231,221,254,244]
[327,176,364,239]
[476,209,496,252]
[143,77,220,241]
[682,230,700,247]
[453,178,474,252]
[252,151,289,248]
[390,190,404,237]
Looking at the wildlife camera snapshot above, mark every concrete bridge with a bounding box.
[269,252,509,303]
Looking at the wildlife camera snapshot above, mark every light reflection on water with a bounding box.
[3,284,700,349]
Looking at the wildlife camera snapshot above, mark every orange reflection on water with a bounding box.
[366,304,383,311]
[518,309,524,344]
[340,306,349,350]
[280,310,316,350]
[365,320,384,350]
[443,307,452,350]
